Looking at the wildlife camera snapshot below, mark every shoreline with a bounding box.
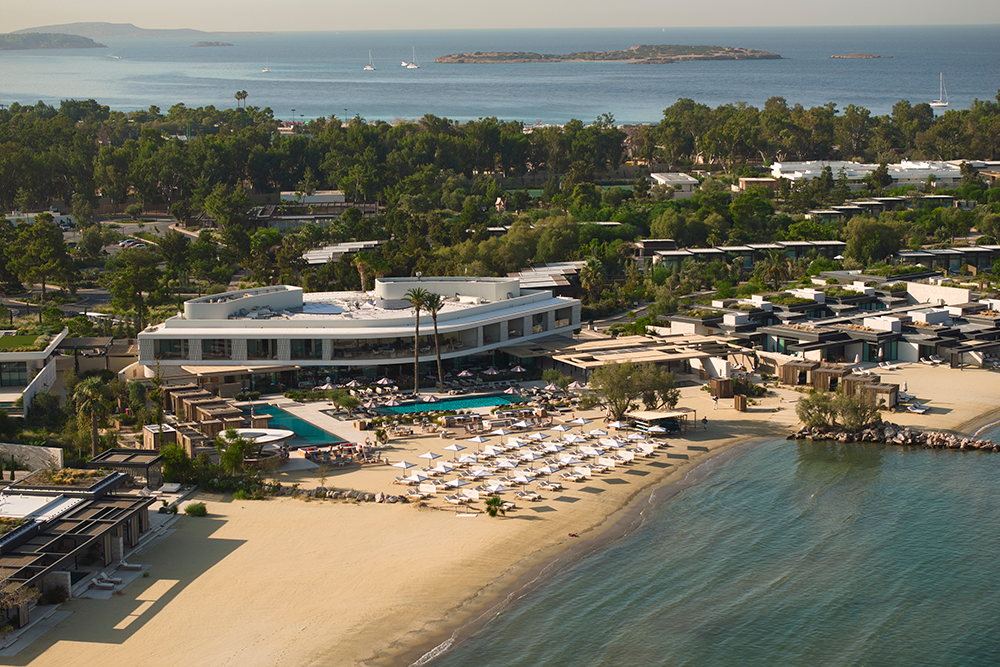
[389,402,1000,666]
[385,435,762,667]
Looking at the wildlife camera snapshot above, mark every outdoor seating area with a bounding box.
[388,416,677,512]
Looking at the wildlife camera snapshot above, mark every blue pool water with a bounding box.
[380,394,526,415]
[244,404,342,446]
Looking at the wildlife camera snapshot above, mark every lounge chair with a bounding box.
[119,561,142,571]
[516,490,540,501]
[99,571,123,584]
[907,403,929,414]
[929,355,945,364]
[920,357,936,366]
[91,578,115,590]
[444,494,467,505]
[406,488,429,500]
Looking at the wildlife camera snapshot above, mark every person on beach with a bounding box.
[713,395,719,409]
[702,416,708,430]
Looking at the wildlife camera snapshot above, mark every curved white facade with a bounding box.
[138,278,580,371]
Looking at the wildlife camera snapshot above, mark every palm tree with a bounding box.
[485,495,506,518]
[352,251,372,291]
[74,377,111,458]
[422,292,445,392]
[404,287,431,395]
[579,256,605,303]
[758,248,792,291]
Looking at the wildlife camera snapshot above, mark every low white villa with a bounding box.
[136,277,580,381]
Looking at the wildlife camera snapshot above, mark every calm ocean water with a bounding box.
[427,437,1000,667]
[1,26,999,123]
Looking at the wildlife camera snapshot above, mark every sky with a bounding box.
[5,0,1000,33]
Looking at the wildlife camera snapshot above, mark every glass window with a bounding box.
[202,339,232,360]
[155,339,187,360]
[0,362,27,387]
[291,339,322,360]
[247,339,276,360]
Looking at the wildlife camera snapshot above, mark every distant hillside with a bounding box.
[11,22,271,39]
[0,33,106,50]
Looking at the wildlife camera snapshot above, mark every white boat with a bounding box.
[262,67,270,73]
[364,50,376,71]
[406,47,420,69]
[930,72,948,108]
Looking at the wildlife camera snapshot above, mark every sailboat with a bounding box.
[406,47,420,69]
[364,50,376,71]
[930,72,948,108]
[262,59,270,73]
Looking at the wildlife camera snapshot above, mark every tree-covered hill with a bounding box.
[0,33,106,50]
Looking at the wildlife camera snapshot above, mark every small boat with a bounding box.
[930,72,948,108]
[262,67,270,73]
[364,50,376,71]
[406,47,420,69]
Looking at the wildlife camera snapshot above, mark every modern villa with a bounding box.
[136,277,580,387]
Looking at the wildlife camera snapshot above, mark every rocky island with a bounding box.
[192,41,234,47]
[831,53,892,59]
[0,32,106,50]
[435,44,781,65]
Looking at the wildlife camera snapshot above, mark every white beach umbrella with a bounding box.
[854,353,861,365]
[504,386,521,395]
[491,428,514,437]
[443,443,467,454]
[567,381,585,390]
[417,451,441,461]
[527,432,549,441]
[444,478,470,488]
[513,420,531,428]
[563,434,587,444]
[431,463,455,474]
[648,425,667,434]
[599,438,621,448]
[626,433,647,441]
[458,369,475,378]
[345,379,363,388]
[510,365,526,373]
[456,455,480,465]
[469,468,494,478]
[422,395,438,403]
[483,367,500,375]
[485,483,513,494]
[902,381,908,392]
[536,464,560,477]
[403,473,430,484]
[384,398,402,407]
[392,460,417,473]
[544,383,560,392]
[542,443,566,453]
[468,435,490,444]
[495,460,519,469]
[607,421,626,429]
[550,424,569,433]
[376,377,394,385]
[588,429,608,437]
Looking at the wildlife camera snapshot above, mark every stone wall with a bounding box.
[0,442,63,471]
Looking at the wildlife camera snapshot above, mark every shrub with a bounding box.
[232,490,251,501]
[184,502,207,517]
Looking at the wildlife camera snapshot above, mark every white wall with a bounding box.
[376,277,520,302]
[905,281,971,306]
[22,358,57,418]
[184,286,303,320]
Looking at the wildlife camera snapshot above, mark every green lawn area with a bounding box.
[0,335,40,350]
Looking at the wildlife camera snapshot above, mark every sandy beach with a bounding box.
[11,363,1000,667]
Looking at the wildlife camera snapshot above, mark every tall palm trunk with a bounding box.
[432,312,444,393]
[412,309,421,395]
[91,410,100,458]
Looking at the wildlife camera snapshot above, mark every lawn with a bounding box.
[0,335,41,350]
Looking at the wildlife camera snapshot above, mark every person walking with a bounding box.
[702,416,708,430]
[713,395,719,410]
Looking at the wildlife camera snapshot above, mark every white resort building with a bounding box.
[136,277,580,388]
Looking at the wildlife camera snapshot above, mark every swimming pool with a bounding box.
[379,394,526,415]
[244,405,342,446]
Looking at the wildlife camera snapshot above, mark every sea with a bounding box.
[425,430,1000,667]
[1,25,999,124]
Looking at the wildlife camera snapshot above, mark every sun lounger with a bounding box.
[91,578,115,590]
[406,489,429,500]
[907,403,929,414]
[929,355,945,364]
[120,561,143,571]
[444,494,467,505]
[99,571,123,584]
[920,357,936,366]
[516,490,540,501]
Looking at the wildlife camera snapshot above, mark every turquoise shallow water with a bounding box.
[244,405,341,446]
[428,438,1000,667]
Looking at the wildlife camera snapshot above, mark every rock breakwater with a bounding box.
[790,423,999,451]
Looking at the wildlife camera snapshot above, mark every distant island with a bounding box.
[435,45,781,65]
[0,33,106,50]
[193,41,234,47]
[831,53,892,59]
[12,22,270,39]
